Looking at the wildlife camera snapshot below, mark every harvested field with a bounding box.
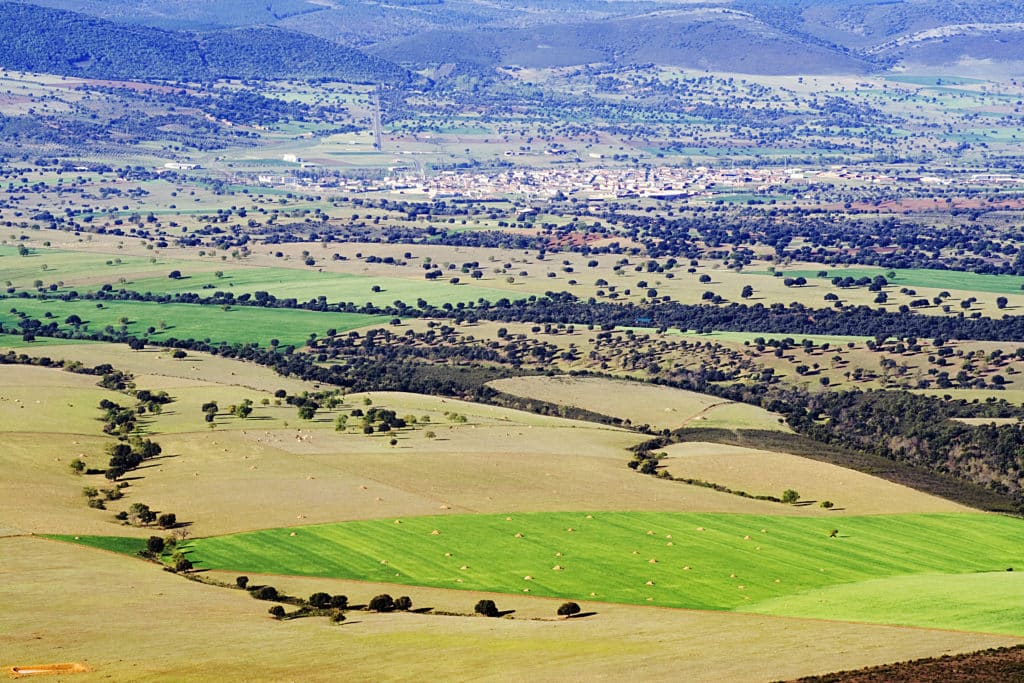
[488,375,788,432]
[660,442,970,515]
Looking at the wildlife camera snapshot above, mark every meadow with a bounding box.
[177,511,1024,633]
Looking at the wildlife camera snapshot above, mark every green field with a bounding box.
[180,511,1024,632]
[95,267,512,307]
[759,267,1024,296]
[0,298,388,347]
[45,534,148,556]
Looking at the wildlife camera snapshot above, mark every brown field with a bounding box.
[2,536,1018,683]
[660,442,971,515]
[488,375,788,431]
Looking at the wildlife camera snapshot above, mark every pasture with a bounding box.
[182,511,1024,633]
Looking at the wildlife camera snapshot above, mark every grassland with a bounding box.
[182,511,1024,633]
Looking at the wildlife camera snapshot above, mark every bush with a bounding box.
[236,576,249,589]
[394,595,412,611]
[781,489,800,504]
[174,557,193,572]
[87,498,106,509]
[252,586,279,601]
[268,605,285,619]
[474,599,499,617]
[309,592,332,609]
[367,594,395,612]
[557,602,581,618]
[330,611,346,623]
[329,594,348,609]
[820,500,834,509]
[158,513,177,529]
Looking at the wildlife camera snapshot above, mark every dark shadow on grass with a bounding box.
[569,612,598,619]
[496,609,516,617]
[410,607,433,614]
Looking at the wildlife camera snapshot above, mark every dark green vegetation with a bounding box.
[184,511,1024,632]
[45,534,147,556]
[0,3,411,83]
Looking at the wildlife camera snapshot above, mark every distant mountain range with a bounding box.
[5,0,1024,78]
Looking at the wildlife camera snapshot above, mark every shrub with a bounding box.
[69,458,86,475]
[268,605,285,619]
[309,592,332,609]
[394,596,412,611]
[253,586,279,601]
[781,489,800,504]
[557,602,581,618]
[174,557,193,572]
[367,594,395,612]
[474,599,499,617]
[820,500,834,509]
[329,594,348,609]
[87,498,106,509]
[236,576,249,589]
[158,513,177,529]
[330,611,346,623]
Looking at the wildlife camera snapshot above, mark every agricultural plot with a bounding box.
[182,511,1024,634]
[0,299,388,347]
[488,375,788,432]
[5,537,1016,683]
[660,442,970,515]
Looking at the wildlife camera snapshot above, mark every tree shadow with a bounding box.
[569,612,598,619]
[410,607,433,614]
[496,609,516,617]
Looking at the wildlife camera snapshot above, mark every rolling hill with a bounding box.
[0,1,412,83]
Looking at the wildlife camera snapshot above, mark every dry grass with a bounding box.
[489,375,786,431]
[2,536,1019,683]
[660,442,971,515]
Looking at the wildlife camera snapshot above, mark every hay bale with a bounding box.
[645,580,655,586]
[566,528,574,533]
[444,552,452,557]
[743,535,751,540]
[666,541,674,546]
[289,532,296,537]
[646,530,654,535]
[460,565,469,570]
[552,565,563,571]
[380,560,388,565]
[683,566,691,571]
[394,519,402,524]
[430,530,441,535]
[514,532,524,538]
[648,558,657,564]
[523,575,533,581]
[585,515,593,519]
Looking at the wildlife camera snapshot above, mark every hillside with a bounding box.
[0,2,412,83]
[15,0,1024,75]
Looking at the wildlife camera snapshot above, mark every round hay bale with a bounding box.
[514,532,524,538]
[645,580,655,586]
[394,519,402,524]
[696,527,705,531]
[460,565,468,570]
[646,530,654,535]
[552,565,563,571]
[683,566,691,571]
[648,558,657,564]
[380,560,388,565]
[589,592,596,597]
[585,515,593,519]
[289,532,296,537]
[430,529,441,535]
[666,541,674,546]
[523,588,530,592]
[506,517,513,521]
[555,552,562,557]
[444,552,452,557]
[743,535,751,540]
[523,575,533,581]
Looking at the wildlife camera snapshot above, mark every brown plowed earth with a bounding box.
[784,644,1024,682]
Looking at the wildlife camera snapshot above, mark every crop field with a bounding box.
[181,511,1024,634]
[660,442,970,515]
[5,538,1016,683]
[759,267,1024,297]
[104,267,512,307]
[0,299,388,347]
